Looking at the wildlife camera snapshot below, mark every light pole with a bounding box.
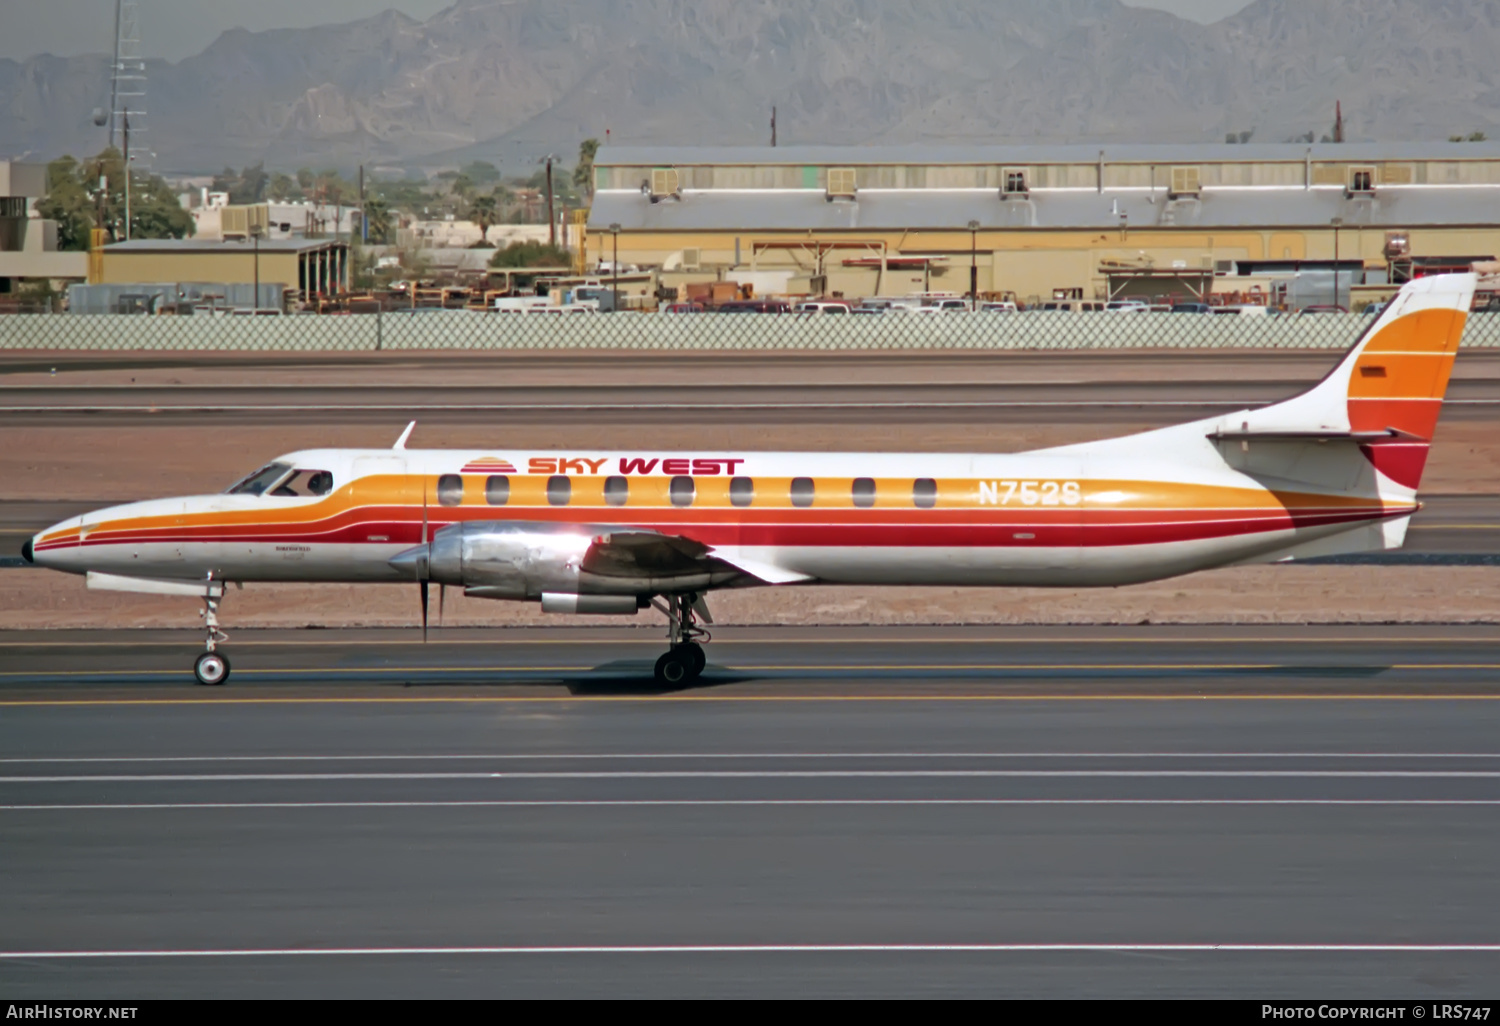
[609,223,621,314]
[1331,216,1344,310]
[251,225,262,312]
[967,219,980,311]
[543,156,557,248]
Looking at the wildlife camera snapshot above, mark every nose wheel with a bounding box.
[653,594,710,686]
[193,576,231,686]
[194,651,231,686]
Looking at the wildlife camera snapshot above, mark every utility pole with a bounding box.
[609,223,621,314]
[545,157,556,248]
[122,110,131,242]
[1331,217,1344,310]
[968,220,980,311]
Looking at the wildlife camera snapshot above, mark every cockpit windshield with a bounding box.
[226,463,293,495]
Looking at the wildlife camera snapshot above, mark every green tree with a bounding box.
[362,197,393,244]
[460,160,502,186]
[488,239,571,268]
[36,155,95,251]
[268,172,304,201]
[36,147,193,249]
[1450,131,1489,142]
[468,193,498,245]
[573,138,600,199]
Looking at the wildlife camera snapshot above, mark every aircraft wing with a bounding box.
[582,530,812,585]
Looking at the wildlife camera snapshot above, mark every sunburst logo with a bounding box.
[461,457,517,474]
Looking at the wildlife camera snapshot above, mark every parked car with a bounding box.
[796,301,853,314]
[921,298,970,312]
[1299,305,1350,314]
[716,300,792,314]
[1104,300,1149,313]
[1212,304,1271,316]
[1039,300,1105,312]
[1170,302,1212,313]
[662,302,705,314]
[979,301,1019,313]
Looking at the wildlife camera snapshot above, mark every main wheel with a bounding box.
[654,649,695,686]
[193,651,230,686]
[677,642,706,676]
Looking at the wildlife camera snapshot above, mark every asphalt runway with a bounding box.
[4,626,1500,997]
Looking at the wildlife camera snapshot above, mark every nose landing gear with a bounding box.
[653,592,711,686]
[193,577,231,686]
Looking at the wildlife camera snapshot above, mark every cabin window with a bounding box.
[913,478,938,509]
[669,476,696,508]
[547,475,572,507]
[226,462,292,496]
[790,477,816,508]
[485,476,510,506]
[436,474,463,507]
[730,477,755,508]
[851,477,876,508]
[603,476,629,507]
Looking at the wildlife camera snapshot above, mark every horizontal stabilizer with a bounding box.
[1208,427,1427,444]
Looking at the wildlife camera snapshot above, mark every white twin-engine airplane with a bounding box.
[22,274,1476,686]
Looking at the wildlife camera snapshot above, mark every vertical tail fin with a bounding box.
[1241,272,1475,494]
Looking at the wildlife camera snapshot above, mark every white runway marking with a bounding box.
[11,769,1500,782]
[2,751,1498,764]
[2,943,1498,959]
[5,799,1500,811]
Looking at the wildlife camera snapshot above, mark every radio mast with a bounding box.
[109,0,147,240]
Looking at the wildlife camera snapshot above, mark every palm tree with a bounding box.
[362,198,392,244]
[468,193,498,245]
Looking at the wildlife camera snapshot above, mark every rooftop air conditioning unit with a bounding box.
[1348,166,1376,196]
[826,167,858,199]
[680,247,701,271]
[1169,166,1202,198]
[1001,167,1029,198]
[650,168,680,200]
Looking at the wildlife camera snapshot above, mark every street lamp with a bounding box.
[609,223,621,314]
[1331,216,1344,310]
[251,224,262,312]
[967,220,980,311]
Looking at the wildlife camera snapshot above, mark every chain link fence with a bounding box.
[3,310,1499,352]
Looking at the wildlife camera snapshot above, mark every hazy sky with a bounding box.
[0,0,1257,62]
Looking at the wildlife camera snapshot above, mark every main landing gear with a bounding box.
[653,592,711,686]
[193,576,231,686]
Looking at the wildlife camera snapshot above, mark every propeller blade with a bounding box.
[420,579,429,643]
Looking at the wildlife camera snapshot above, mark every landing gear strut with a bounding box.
[193,575,230,686]
[653,592,710,686]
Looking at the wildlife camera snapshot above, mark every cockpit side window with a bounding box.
[226,463,293,496]
[271,470,336,497]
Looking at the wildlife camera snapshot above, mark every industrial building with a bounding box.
[585,143,1500,306]
[98,237,350,301]
[0,160,89,294]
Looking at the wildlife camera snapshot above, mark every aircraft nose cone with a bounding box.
[20,537,33,564]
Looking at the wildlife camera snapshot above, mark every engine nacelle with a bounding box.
[423,521,594,599]
[390,521,739,603]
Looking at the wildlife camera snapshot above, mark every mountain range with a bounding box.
[1,0,1496,173]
